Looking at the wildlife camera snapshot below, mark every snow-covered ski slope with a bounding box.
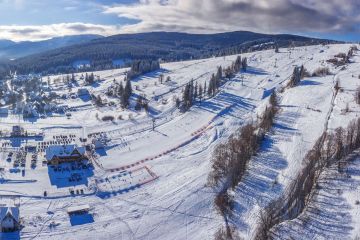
[1,43,360,240]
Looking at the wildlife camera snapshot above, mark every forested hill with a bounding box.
[0,31,338,76]
[0,34,103,60]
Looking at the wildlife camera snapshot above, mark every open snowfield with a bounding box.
[0,43,360,239]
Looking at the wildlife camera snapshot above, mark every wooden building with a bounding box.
[45,145,86,165]
[0,206,20,232]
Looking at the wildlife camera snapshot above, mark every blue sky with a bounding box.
[0,0,359,42]
[0,0,133,25]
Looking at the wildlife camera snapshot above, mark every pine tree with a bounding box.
[215,66,222,88]
[125,78,132,96]
[198,84,203,102]
[288,66,301,88]
[208,74,217,96]
[122,78,132,108]
[183,84,190,110]
[241,57,248,71]
[91,73,95,83]
[189,79,194,104]
[135,95,143,111]
[207,79,212,96]
[299,65,309,79]
[224,66,232,79]
[216,66,223,80]
[235,56,242,72]
[120,93,128,108]
[159,74,164,84]
[194,82,198,100]
[118,82,124,97]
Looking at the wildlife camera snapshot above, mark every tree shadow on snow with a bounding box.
[231,109,300,232]
[70,213,94,226]
[272,159,360,239]
[245,67,269,76]
[197,92,254,115]
[47,161,94,188]
[262,87,276,99]
[132,69,171,83]
[300,79,322,86]
[0,231,20,240]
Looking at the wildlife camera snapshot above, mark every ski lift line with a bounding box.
[104,104,234,173]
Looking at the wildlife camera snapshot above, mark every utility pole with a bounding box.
[152,118,156,131]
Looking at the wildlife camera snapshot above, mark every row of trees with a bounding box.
[208,91,278,189]
[255,117,360,239]
[181,67,222,111]
[126,60,160,80]
[224,56,247,80]
[208,92,278,240]
[181,56,247,111]
[134,94,149,111]
[287,64,333,89]
[327,46,357,66]
[287,65,308,88]
[105,78,133,108]
[207,66,223,97]
[84,72,96,85]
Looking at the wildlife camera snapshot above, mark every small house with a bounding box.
[77,88,89,96]
[0,206,20,232]
[92,139,104,149]
[46,145,87,165]
[67,204,90,215]
[11,126,23,137]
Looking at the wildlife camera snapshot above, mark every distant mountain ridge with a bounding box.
[0,34,103,60]
[0,31,339,77]
[0,39,16,49]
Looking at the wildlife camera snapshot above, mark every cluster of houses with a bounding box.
[0,73,68,118]
[16,97,58,118]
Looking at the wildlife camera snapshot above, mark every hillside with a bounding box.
[0,34,103,60]
[0,43,359,239]
[0,31,336,76]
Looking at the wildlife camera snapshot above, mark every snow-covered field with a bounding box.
[0,43,360,240]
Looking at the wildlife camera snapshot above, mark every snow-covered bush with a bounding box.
[312,67,331,77]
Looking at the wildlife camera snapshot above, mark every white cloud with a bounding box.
[103,0,360,35]
[0,23,122,42]
[1,0,359,41]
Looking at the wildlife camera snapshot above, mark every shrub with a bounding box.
[312,67,331,77]
[102,115,114,121]
[335,53,346,58]
[214,191,234,217]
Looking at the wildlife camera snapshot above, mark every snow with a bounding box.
[0,43,359,239]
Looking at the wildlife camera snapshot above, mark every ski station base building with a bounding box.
[45,145,87,165]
